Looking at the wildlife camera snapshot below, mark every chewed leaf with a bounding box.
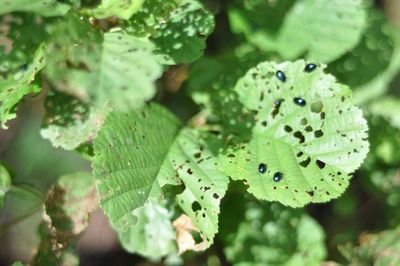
[163,129,229,249]
[75,32,162,111]
[92,104,181,232]
[41,92,109,150]
[87,0,144,20]
[119,199,177,259]
[152,0,215,64]
[128,0,215,64]
[221,60,369,207]
[0,44,46,128]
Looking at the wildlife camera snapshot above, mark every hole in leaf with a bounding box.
[316,160,326,169]
[190,230,203,244]
[314,130,324,138]
[311,100,323,113]
[300,118,308,125]
[284,125,293,132]
[293,131,305,143]
[300,157,311,167]
[191,201,201,212]
[307,191,314,197]
[305,125,313,132]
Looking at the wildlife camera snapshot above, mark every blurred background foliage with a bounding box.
[1,0,400,265]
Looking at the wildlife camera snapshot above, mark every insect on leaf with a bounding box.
[221,60,369,207]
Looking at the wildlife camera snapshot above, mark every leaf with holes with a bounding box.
[161,128,230,249]
[46,19,162,111]
[223,202,326,265]
[221,60,369,207]
[0,44,46,128]
[128,0,214,64]
[237,0,367,63]
[0,0,70,16]
[0,14,48,76]
[40,92,109,150]
[86,0,144,20]
[152,0,215,64]
[93,104,229,250]
[92,104,181,232]
[118,199,177,258]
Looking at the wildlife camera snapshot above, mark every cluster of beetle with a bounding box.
[258,63,317,182]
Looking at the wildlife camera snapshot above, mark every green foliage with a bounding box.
[128,0,215,64]
[0,44,46,128]
[0,0,70,17]
[339,227,400,265]
[86,0,144,20]
[119,199,177,258]
[229,0,367,63]
[40,91,109,150]
[0,164,11,209]
[222,60,368,207]
[93,104,181,232]
[224,202,326,266]
[2,0,400,264]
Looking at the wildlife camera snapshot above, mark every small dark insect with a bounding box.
[273,172,283,182]
[293,97,306,106]
[258,163,267,174]
[304,63,317,73]
[276,70,286,82]
[19,63,28,72]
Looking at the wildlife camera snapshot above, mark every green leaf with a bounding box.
[93,104,229,252]
[162,128,230,250]
[128,0,215,64]
[228,0,294,36]
[221,60,369,207]
[0,14,48,75]
[328,10,394,88]
[235,0,367,63]
[92,104,182,232]
[12,262,24,266]
[339,226,400,266]
[0,185,44,231]
[119,199,177,258]
[0,164,11,209]
[86,0,145,20]
[369,97,400,129]
[46,16,162,111]
[0,43,46,128]
[0,0,70,16]
[152,0,215,64]
[40,91,109,150]
[83,32,162,110]
[32,172,97,266]
[224,202,326,266]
